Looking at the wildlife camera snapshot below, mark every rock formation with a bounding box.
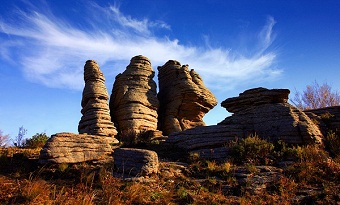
[166,88,323,160]
[219,87,323,144]
[305,106,340,136]
[78,60,117,138]
[114,148,159,176]
[221,87,290,113]
[39,132,118,164]
[109,55,160,137]
[157,60,217,135]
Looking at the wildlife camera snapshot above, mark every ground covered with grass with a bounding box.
[1,134,340,205]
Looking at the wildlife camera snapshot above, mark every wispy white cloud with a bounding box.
[257,16,277,54]
[0,2,281,91]
[107,5,171,35]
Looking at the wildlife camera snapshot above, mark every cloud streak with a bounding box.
[0,2,281,91]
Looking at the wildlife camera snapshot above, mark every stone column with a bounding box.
[109,55,160,137]
[78,60,118,138]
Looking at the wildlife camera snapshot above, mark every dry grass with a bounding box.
[1,134,340,204]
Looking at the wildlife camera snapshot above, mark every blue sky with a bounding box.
[1,0,340,140]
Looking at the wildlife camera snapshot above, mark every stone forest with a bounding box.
[2,55,340,204]
[39,55,333,164]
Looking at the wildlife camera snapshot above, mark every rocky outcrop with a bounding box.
[305,106,340,136]
[109,55,160,137]
[166,88,323,160]
[39,132,118,164]
[219,88,323,144]
[114,148,159,176]
[78,60,117,138]
[157,60,217,135]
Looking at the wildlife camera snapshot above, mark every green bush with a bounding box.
[23,133,49,148]
[273,140,303,161]
[228,135,275,165]
[324,131,340,157]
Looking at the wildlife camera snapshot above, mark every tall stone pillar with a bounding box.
[109,55,160,137]
[78,60,118,138]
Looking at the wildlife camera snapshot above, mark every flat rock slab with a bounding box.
[39,132,118,164]
[114,148,159,176]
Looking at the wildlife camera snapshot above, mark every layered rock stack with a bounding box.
[157,60,217,135]
[78,60,117,138]
[109,55,160,136]
[166,88,323,161]
[40,60,118,164]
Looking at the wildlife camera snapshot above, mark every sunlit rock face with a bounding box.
[39,132,118,164]
[109,55,160,136]
[157,60,217,135]
[78,60,118,137]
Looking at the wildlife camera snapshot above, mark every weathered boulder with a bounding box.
[157,60,217,135]
[78,60,118,138]
[166,88,323,160]
[39,132,118,164]
[114,148,159,176]
[109,55,160,136]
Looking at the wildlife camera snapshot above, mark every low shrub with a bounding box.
[23,133,49,148]
[324,131,340,157]
[285,144,340,186]
[228,134,275,165]
[273,140,302,161]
